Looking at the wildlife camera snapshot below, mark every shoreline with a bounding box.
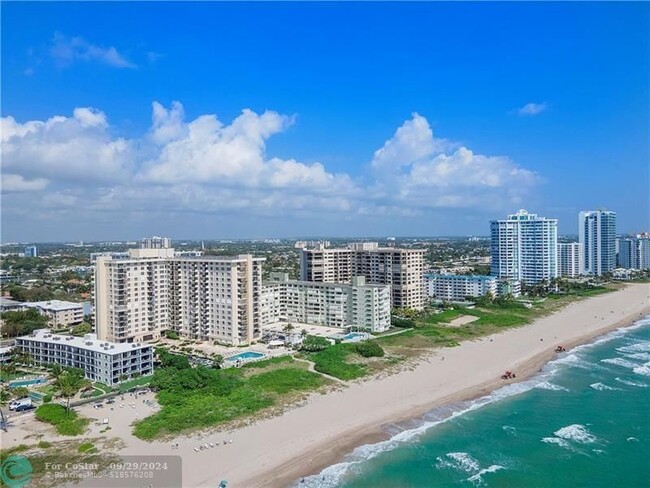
[266,307,650,487]
[4,284,648,488]
[232,284,650,488]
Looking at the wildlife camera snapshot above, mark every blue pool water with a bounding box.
[225,351,266,362]
[9,378,47,388]
[342,333,368,342]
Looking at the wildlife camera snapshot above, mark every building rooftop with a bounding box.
[23,300,84,311]
[18,329,151,355]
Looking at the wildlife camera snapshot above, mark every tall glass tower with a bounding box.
[579,210,617,276]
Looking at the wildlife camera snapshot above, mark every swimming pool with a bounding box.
[9,378,47,388]
[225,351,266,363]
[341,332,369,342]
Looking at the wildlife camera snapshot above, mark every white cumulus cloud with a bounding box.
[516,102,548,116]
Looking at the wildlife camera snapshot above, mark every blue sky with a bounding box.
[2,2,648,241]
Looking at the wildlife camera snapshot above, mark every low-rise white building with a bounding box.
[262,273,391,332]
[23,300,85,328]
[424,274,521,301]
[15,329,153,385]
[425,274,498,301]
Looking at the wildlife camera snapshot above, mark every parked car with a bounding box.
[9,398,32,411]
[15,403,36,412]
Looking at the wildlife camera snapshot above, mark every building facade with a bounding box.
[94,249,264,346]
[262,273,391,332]
[24,246,38,258]
[299,243,426,310]
[140,236,172,249]
[490,209,558,285]
[579,210,617,276]
[558,242,584,278]
[171,255,264,346]
[424,274,497,301]
[617,235,650,270]
[23,300,84,328]
[16,330,153,385]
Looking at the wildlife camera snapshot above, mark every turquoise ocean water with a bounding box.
[297,316,650,488]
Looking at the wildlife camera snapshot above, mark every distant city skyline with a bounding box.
[2,2,648,241]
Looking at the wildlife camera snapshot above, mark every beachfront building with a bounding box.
[424,274,497,301]
[497,279,522,298]
[94,248,264,346]
[171,255,264,346]
[262,273,391,332]
[490,209,558,285]
[140,235,172,249]
[558,243,584,278]
[95,248,175,343]
[617,234,650,270]
[90,251,129,264]
[23,300,84,328]
[299,245,353,283]
[579,210,617,276]
[299,243,426,310]
[15,329,153,385]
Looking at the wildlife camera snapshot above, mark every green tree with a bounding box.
[56,369,89,412]
[0,388,10,431]
[50,364,64,381]
[212,355,224,369]
[282,323,295,335]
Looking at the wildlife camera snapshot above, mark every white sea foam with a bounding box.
[541,437,571,449]
[627,437,639,442]
[467,464,505,486]
[536,381,569,392]
[616,341,650,354]
[621,352,650,362]
[502,425,516,435]
[614,377,648,388]
[293,318,650,487]
[589,382,620,391]
[601,357,639,370]
[553,424,597,444]
[436,452,480,473]
[592,449,606,455]
[633,362,650,377]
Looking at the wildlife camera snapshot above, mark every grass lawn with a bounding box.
[132,363,328,440]
[304,344,367,380]
[118,375,152,392]
[35,404,89,436]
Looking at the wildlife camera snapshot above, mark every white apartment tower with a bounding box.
[95,249,264,345]
[558,242,584,278]
[490,209,558,284]
[262,273,391,332]
[141,236,172,249]
[617,234,650,270]
[579,210,617,276]
[299,243,426,310]
[171,255,264,346]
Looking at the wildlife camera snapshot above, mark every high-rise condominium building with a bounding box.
[94,249,264,345]
[557,242,584,278]
[299,248,353,283]
[24,245,38,257]
[140,236,172,249]
[617,234,650,270]
[299,243,426,309]
[490,209,558,285]
[262,273,391,332]
[579,210,617,276]
[171,254,264,346]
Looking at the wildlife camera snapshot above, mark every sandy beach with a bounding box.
[4,283,649,488]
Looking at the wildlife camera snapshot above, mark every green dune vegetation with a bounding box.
[132,354,329,440]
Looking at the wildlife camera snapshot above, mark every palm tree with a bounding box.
[212,355,224,369]
[50,364,63,381]
[56,370,88,412]
[283,323,295,335]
